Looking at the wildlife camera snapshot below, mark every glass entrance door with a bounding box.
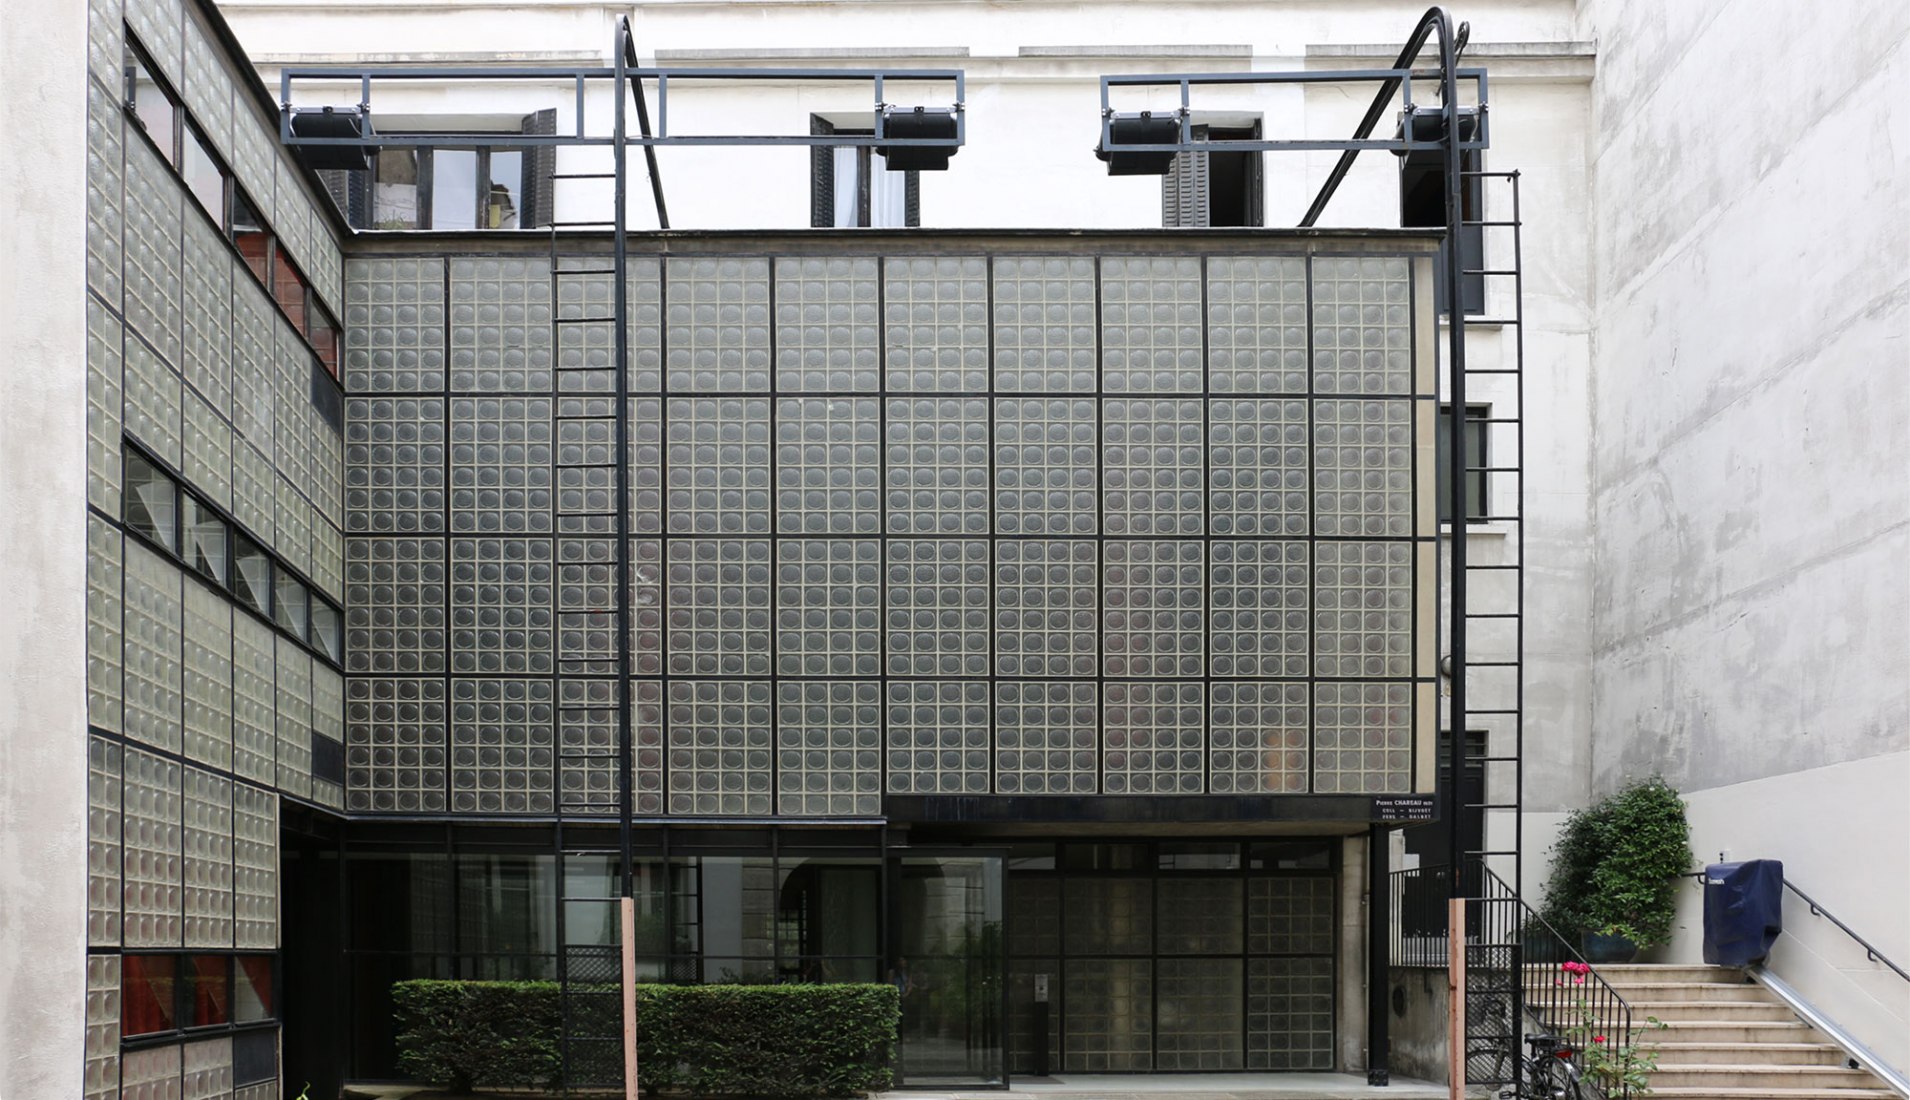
[891,853,1006,1087]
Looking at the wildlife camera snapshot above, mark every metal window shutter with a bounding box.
[811,117,836,228]
[520,109,557,229]
[1161,124,1210,227]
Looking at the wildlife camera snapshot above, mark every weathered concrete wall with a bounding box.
[1386,967,1452,1086]
[0,0,92,1096]
[1578,0,1910,1057]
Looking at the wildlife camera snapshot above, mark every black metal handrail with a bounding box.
[1389,860,1638,1097]
[1784,878,1910,984]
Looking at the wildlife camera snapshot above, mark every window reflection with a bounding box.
[431,150,478,230]
[124,450,178,551]
[122,955,178,1036]
[183,493,227,583]
[234,956,274,1023]
[274,567,308,639]
[186,955,231,1027]
[125,47,176,159]
[183,125,225,220]
[232,533,271,617]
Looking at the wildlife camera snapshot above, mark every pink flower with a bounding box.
[1593,1035,1606,1044]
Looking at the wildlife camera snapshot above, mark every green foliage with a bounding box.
[391,980,899,1098]
[1540,777,1694,948]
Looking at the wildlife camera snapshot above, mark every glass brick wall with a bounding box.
[84,0,348,1094]
[343,242,1439,818]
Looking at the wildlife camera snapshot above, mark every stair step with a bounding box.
[1627,1000,1800,1020]
[1654,1042,1857,1067]
[1591,964,1746,983]
[1646,1090,1898,1099]
[1648,1065,1886,1090]
[1598,982,1770,1001]
[1647,1021,1820,1043]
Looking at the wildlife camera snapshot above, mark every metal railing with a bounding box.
[1783,877,1910,984]
[1391,860,1637,1096]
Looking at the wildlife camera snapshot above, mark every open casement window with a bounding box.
[322,109,558,230]
[1162,122,1265,228]
[810,117,920,228]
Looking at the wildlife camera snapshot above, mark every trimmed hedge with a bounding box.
[392,980,899,1098]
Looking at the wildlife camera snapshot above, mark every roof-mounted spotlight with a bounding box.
[1094,111,1184,176]
[286,105,378,172]
[876,106,960,171]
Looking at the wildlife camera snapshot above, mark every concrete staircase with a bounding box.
[1591,965,1898,1099]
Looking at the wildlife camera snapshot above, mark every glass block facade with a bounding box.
[343,242,1438,816]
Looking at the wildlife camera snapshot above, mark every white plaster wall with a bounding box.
[1577,0,1910,1059]
[0,0,93,1097]
[1654,754,1910,1072]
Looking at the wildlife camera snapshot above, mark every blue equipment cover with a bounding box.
[1702,859,1784,966]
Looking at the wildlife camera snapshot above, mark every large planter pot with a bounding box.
[1581,931,1640,964]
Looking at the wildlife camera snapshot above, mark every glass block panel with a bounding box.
[344,257,447,393]
[884,397,990,535]
[448,537,555,675]
[1247,876,1336,954]
[181,582,233,770]
[666,256,770,392]
[183,1035,233,1100]
[1247,956,1335,1070]
[1207,256,1308,394]
[1007,959,1062,1076]
[123,747,183,948]
[87,514,124,733]
[1064,878,1152,953]
[1211,540,1309,678]
[181,393,232,515]
[230,286,276,463]
[88,737,123,946]
[1006,878,1060,957]
[183,768,233,948]
[995,539,1096,678]
[551,259,661,394]
[1102,682,1204,795]
[125,331,183,468]
[776,397,880,534]
[449,397,554,533]
[348,677,448,813]
[667,396,770,534]
[275,639,313,798]
[628,398,665,534]
[86,77,124,304]
[230,615,278,785]
[884,256,988,393]
[1063,959,1153,1071]
[1314,399,1413,537]
[555,538,618,672]
[885,539,989,677]
[346,396,446,534]
[776,681,881,816]
[775,539,880,677]
[630,538,665,674]
[666,539,771,676]
[885,681,989,794]
[1103,397,1203,536]
[87,298,123,513]
[1103,540,1202,677]
[85,955,120,1100]
[559,679,666,816]
[1311,255,1412,395]
[1210,682,1309,794]
[122,138,183,371]
[1158,958,1244,1070]
[450,678,555,813]
[667,680,772,816]
[996,681,1097,795]
[449,257,553,392]
[233,783,278,948]
[181,214,231,410]
[994,398,1097,536]
[124,540,184,753]
[774,256,879,392]
[1306,679,1413,790]
[231,441,274,546]
[993,256,1096,393]
[1157,877,1242,954]
[1101,256,1202,393]
[1209,398,1308,536]
[346,537,448,674]
[121,1042,181,1100]
[1315,540,1413,678]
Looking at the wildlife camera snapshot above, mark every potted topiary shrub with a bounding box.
[1541,777,1693,963]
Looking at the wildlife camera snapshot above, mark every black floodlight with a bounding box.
[287,106,378,171]
[876,107,959,171]
[1094,113,1182,176]
[1394,104,1480,223]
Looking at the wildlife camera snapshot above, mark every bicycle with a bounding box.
[1496,1033,1589,1100]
